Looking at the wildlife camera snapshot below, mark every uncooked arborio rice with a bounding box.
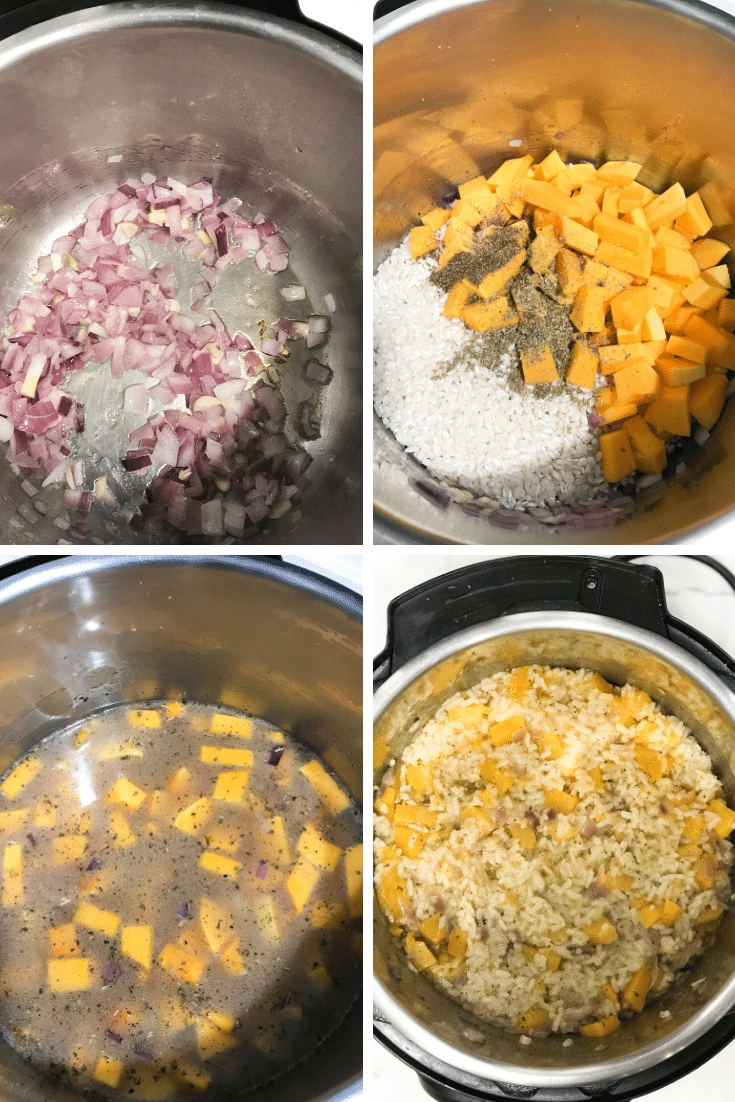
[374,666,734,1036]
[373,239,608,509]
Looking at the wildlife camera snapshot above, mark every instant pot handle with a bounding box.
[374,557,672,686]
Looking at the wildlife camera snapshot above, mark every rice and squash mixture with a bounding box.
[373,665,735,1037]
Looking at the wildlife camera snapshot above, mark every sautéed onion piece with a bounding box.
[0,175,335,540]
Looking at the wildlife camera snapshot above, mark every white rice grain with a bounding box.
[374,239,607,509]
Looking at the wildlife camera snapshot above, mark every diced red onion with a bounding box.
[256,861,270,880]
[268,745,285,766]
[101,961,122,983]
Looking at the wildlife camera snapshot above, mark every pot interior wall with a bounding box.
[0,556,362,1102]
[373,0,735,544]
[374,623,735,1078]
[0,5,362,544]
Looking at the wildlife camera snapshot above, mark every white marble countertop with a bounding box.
[373,552,735,1102]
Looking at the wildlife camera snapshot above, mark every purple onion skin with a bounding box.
[413,479,451,510]
[268,745,285,767]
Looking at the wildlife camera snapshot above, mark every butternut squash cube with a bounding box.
[645,385,691,436]
[297,822,341,871]
[585,920,618,945]
[614,360,660,404]
[108,809,137,849]
[674,191,713,239]
[488,715,526,747]
[286,856,320,913]
[1,756,41,799]
[458,176,493,201]
[639,308,669,341]
[409,226,440,258]
[346,846,365,916]
[556,249,585,298]
[566,341,598,388]
[220,939,246,975]
[655,353,705,387]
[689,373,728,430]
[622,961,653,1012]
[514,178,584,218]
[544,790,578,814]
[571,285,607,333]
[107,776,147,811]
[521,344,559,385]
[683,275,728,310]
[644,183,688,231]
[476,249,526,299]
[624,416,666,474]
[634,745,666,783]
[446,925,468,960]
[157,942,205,985]
[173,797,211,836]
[376,861,409,925]
[665,334,708,364]
[594,213,649,255]
[535,149,566,181]
[596,240,653,279]
[93,1055,124,1088]
[199,897,234,954]
[52,835,87,866]
[404,762,434,796]
[199,851,242,878]
[691,237,730,269]
[452,198,483,228]
[255,896,282,943]
[652,246,699,283]
[600,429,636,483]
[121,925,153,970]
[49,923,80,959]
[2,843,23,906]
[209,713,253,738]
[74,899,120,938]
[610,286,656,332]
[462,297,519,332]
[486,155,534,187]
[196,1017,237,1061]
[300,760,350,815]
[560,216,598,256]
[170,1060,211,1093]
[47,958,90,992]
[200,746,253,768]
[709,798,735,838]
[0,809,28,833]
[580,1016,620,1038]
[212,770,250,803]
[127,709,161,729]
[443,281,472,319]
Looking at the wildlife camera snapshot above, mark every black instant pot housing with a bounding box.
[374,556,735,1102]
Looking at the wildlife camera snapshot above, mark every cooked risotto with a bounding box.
[373,665,735,1037]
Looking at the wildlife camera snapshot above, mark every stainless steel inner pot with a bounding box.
[0,554,362,1102]
[373,611,735,1091]
[0,2,362,544]
[373,0,735,545]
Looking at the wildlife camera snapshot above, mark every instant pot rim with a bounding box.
[0,1,363,84]
[372,0,735,547]
[0,554,363,623]
[374,0,735,56]
[373,609,735,1088]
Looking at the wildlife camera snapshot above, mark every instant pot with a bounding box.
[373,0,735,545]
[374,557,735,1101]
[0,0,362,544]
[0,554,362,1102]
